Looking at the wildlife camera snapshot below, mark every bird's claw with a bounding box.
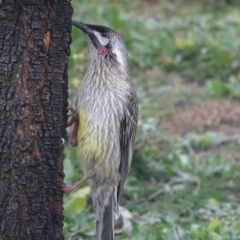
[67,106,79,127]
[67,106,78,118]
[59,182,75,194]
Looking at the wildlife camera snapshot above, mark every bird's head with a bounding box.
[72,21,129,71]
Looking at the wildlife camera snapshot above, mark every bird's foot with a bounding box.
[67,106,79,127]
[66,106,79,147]
[59,183,76,194]
[60,170,95,194]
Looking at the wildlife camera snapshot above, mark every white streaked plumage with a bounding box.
[73,21,138,240]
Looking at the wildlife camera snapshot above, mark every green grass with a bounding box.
[64,1,240,239]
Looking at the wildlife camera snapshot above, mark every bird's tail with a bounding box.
[96,194,114,240]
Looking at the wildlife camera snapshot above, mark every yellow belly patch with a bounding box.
[77,109,111,176]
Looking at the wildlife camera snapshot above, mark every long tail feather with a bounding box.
[96,194,114,240]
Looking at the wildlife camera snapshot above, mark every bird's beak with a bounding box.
[72,20,101,49]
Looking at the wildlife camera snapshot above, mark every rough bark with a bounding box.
[0,0,72,239]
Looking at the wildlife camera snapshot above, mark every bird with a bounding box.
[62,21,138,240]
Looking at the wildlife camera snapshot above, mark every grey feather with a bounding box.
[96,193,114,240]
[117,90,138,213]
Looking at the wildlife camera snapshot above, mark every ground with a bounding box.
[161,98,240,136]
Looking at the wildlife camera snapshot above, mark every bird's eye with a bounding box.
[101,32,108,38]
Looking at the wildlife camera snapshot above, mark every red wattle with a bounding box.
[97,47,107,55]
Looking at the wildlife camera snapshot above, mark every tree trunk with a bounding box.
[0,0,72,239]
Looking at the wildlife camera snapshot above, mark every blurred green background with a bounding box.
[64,0,240,239]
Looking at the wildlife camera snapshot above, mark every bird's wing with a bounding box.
[117,89,138,206]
